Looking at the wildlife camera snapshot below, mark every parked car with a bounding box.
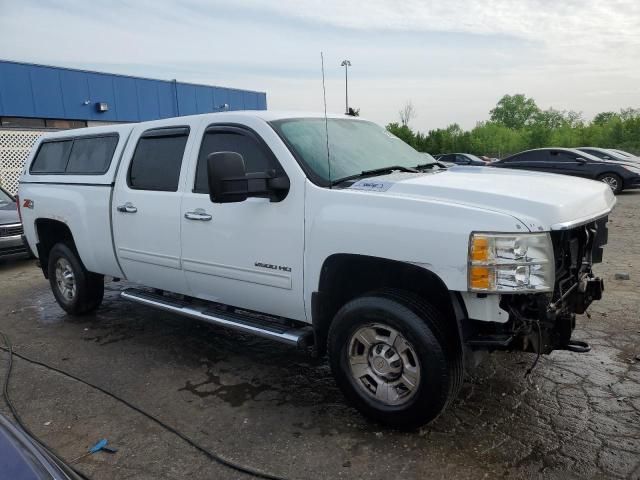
[576,147,637,163]
[493,147,640,194]
[0,413,78,479]
[20,112,613,428]
[0,185,29,258]
[609,148,638,159]
[434,153,487,166]
[423,152,453,168]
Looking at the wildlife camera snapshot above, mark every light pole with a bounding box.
[340,60,351,114]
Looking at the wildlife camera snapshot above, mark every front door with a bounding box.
[112,126,192,294]
[552,151,592,178]
[180,124,306,321]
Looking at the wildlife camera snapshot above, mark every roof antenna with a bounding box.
[321,51,332,187]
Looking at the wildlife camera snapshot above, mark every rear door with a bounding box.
[499,151,553,172]
[179,122,306,321]
[112,125,193,294]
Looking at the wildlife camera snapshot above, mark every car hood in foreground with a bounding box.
[349,166,616,231]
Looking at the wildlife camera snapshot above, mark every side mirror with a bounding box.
[603,155,611,160]
[207,152,290,204]
[207,152,249,203]
[575,157,587,164]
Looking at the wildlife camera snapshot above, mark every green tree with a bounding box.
[490,94,539,129]
[592,111,618,125]
[386,99,640,158]
[386,122,417,147]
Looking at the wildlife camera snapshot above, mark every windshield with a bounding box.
[0,188,13,208]
[271,118,431,184]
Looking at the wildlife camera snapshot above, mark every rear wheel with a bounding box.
[327,291,463,429]
[47,243,104,315]
[598,173,623,194]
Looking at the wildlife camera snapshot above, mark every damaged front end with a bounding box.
[467,216,609,355]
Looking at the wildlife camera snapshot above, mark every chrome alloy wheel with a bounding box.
[348,323,421,406]
[600,175,619,192]
[55,258,76,301]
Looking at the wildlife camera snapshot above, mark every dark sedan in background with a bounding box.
[492,148,640,194]
[610,148,638,159]
[0,186,29,258]
[435,153,487,166]
[577,147,639,163]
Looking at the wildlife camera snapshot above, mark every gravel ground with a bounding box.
[0,192,638,480]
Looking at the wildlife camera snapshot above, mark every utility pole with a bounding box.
[340,60,351,114]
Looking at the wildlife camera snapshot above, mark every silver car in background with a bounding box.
[0,186,29,259]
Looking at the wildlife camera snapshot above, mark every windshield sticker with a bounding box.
[349,180,394,192]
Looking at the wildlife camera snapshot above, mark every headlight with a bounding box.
[468,233,555,292]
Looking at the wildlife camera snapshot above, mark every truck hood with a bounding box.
[349,166,616,231]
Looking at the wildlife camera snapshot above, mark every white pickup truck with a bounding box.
[19,111,615,428]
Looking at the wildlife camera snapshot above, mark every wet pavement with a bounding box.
[0,192,638,480]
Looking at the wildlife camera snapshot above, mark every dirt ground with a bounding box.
[0,192,638,480]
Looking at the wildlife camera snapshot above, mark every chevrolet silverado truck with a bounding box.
[18,112,614,428]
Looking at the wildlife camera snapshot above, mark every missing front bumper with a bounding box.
[465,275,604,355]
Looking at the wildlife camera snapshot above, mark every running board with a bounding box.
[120,288,313,348]
[465,334,514,349]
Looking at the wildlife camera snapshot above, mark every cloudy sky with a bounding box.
[1,0,639,131]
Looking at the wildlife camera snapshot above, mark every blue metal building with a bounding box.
[0,60,267,127]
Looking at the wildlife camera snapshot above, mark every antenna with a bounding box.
[321,51,332,187]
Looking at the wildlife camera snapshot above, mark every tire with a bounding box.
[598,173,623,194]
[327,291,463,429]
[47,243,104,315]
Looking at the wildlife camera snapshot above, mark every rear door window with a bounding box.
[551,151,577,162]
[519,151,547,162]
[128,127,189,192]
[30,140,73,173]
[66,135,119,174]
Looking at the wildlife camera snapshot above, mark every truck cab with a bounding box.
[19,111,614,428]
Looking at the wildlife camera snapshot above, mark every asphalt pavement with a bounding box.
[0,192,638,480]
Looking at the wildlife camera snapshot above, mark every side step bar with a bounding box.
[465,334,514,349]
[121,288,313,348]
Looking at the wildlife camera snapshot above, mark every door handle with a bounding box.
[117,202,137,213]
[184,209,212,221]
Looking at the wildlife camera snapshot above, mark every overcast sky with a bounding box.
[1,0,639,131]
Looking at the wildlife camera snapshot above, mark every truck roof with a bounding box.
[37,110,362,142]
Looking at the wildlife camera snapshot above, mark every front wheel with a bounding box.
[598,173,623,194]
[47,243,104,315]
[327,292,463,429]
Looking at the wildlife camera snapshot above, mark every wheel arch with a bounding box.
[34,218,78,278]
[312,253,464,356]
[597,171,624,193]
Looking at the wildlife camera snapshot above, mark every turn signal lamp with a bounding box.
[468,233,555,293]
